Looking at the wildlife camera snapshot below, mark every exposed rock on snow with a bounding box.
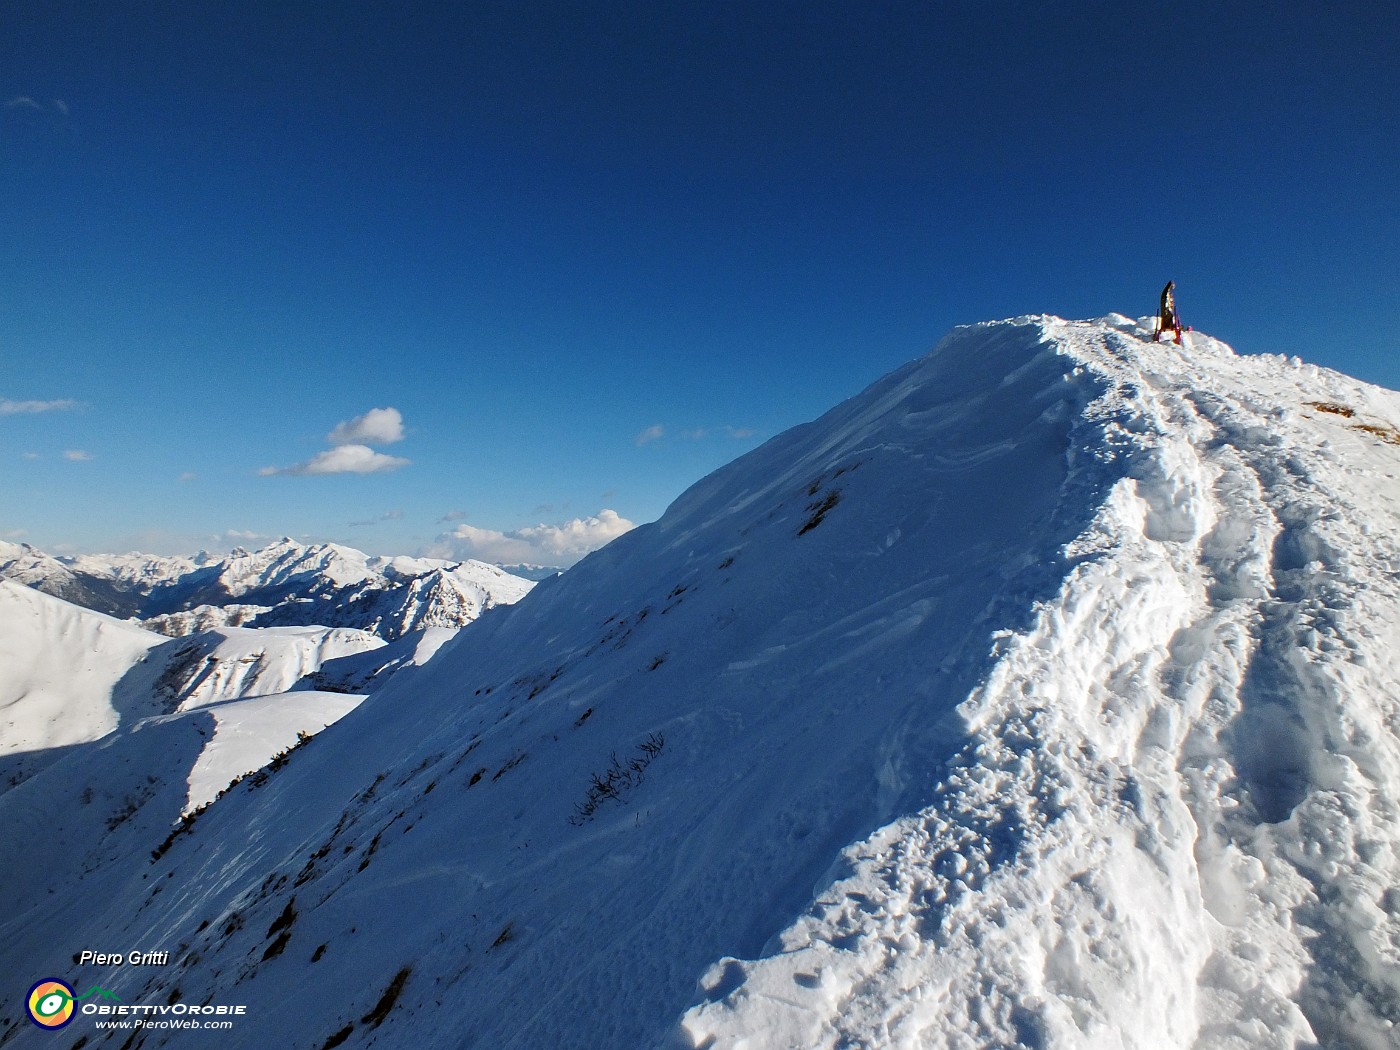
[158,625,386,712]
[141,602,272,636]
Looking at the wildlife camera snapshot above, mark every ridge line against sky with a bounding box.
[3,1,1396,560]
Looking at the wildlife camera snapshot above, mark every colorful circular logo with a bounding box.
[27,979,76,1030]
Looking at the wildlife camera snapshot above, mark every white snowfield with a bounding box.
[182,690,368,813]
[0,580,166,754]
[161,628,383,812]
[678,318,1400,1049]
[2,315,1398,1050]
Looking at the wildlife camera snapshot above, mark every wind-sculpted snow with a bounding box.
[3,315,1399,1050]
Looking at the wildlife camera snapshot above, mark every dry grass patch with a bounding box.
[1354,422,1400,446]
[1306,401,1355,417]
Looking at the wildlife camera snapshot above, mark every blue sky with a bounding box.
[3,2,1397,563]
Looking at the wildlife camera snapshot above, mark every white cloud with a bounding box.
[350,509,405,527]
[441,509,636,567]
[260,444,410,477]
[1,397,79,415]
[63,449,92,461]
[263,408,411,477]
[635,422,758,446]
[4,97,69,119]
[328,407,404,446]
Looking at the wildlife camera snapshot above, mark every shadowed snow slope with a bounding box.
[3,316,1399,1050]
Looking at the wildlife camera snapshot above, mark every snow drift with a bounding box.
[3,315,1399,1050]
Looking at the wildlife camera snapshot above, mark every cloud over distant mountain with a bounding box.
[438,509,635,567]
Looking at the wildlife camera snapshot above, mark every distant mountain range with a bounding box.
[0,537,535,640]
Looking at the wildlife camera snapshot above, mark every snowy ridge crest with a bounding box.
[678,316,1400,1049]
[3,315,1398,1050]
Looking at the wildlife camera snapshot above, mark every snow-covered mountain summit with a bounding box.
[4,315,1398,1049]
[144,538,535,639]
[0,540,135,614]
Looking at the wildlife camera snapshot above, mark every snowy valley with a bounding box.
[3,315,1400,1049]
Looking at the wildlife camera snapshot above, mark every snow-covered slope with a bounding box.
[0,580,167,759]
[0,586,383,799]
[183,691,370,813]
[300,625,460,695]
[4,315,1399,1050]
[156,626,383,711]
